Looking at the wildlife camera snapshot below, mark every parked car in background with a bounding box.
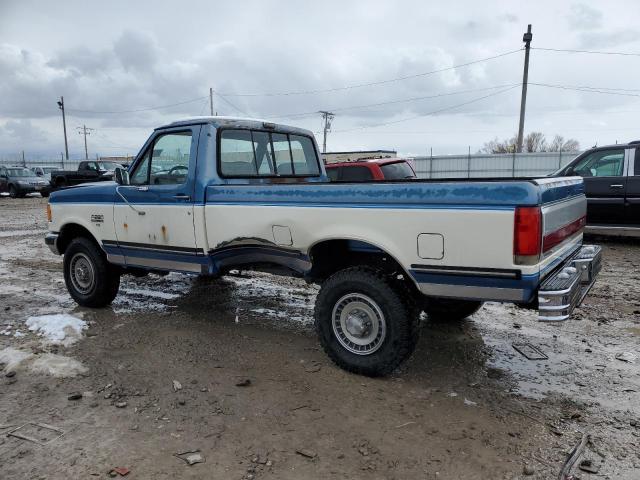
[50,160,124,189]
[0,166,50,197]
[555,141,639,236]
[32,165,61,182]
[326,158,416,182]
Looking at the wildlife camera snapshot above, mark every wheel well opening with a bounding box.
[307,239,411,284]
[58,223,99,255]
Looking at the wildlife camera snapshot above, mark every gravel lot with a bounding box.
[1,196,639,479]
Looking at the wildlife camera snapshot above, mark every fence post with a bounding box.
[467,146,471,178]
[22,150,26,167]
[558,149,562,169]
[429,148,433,179]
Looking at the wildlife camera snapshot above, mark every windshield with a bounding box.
[98,161,121,170]
[380,161,416,180]
[7,168,34,177]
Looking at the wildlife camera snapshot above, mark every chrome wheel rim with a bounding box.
[332,293,386,355]
[70,252,95,295]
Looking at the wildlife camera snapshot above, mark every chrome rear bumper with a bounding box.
[538,245,601,321]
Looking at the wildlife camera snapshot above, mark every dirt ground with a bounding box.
[1,195,639,479]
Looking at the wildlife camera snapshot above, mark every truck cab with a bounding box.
[556,142,640,235]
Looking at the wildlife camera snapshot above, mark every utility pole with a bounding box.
[76,125,95,160]
[516,24,533,153]
[57,96,69,161]
[319,111,335,153]
[209,87,214,116]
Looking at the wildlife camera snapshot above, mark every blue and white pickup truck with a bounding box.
[45,117,601,376]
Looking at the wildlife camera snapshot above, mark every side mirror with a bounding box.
[114,167,130,185]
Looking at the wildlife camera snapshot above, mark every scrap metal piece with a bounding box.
[512,343,548,361]
[6,422,65,445]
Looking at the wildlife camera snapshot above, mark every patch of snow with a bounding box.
[464,398,477,407]
[121,288,181,300]
[0,347,87,377]
[0,347,34,372]
[25,314,87,346]
[29,353,87,377]
[0,229,48,238]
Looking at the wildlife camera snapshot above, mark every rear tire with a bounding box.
[9,185,18,198]
[63,237,120,307]
[40,191,50,198]
[315,266,419,377]
[424,298,483,322]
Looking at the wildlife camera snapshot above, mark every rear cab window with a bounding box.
[219,128,320,178]
[340,166,374,181]
[380,162,416,180]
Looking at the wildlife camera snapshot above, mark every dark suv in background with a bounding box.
[555,142,639,236]
[0,166,50,198]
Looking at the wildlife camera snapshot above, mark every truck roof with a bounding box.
[325,158,408,167]
[157,116,314,137]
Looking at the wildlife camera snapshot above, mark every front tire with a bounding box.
[423,298,483,322]
[315,267,419,377]
[63,237,120,307]
[9,185,18,198]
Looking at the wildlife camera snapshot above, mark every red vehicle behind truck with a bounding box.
[325,158,416,182]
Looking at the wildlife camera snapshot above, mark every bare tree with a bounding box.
[524,132,546,153]
[547,135,580,152]
[481,132,580,153]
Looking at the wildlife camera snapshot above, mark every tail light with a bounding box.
[514,206,541,265]
[46,204,52,222]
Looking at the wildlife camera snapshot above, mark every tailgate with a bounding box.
[534,177,587,279]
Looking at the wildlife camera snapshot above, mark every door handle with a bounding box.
[609,184,624,189]
[173,194,191,200]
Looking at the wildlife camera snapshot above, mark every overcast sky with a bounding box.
[1,0,640,160]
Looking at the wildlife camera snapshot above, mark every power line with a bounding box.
[268,84,521,120]
[211,89,250,116]
[332,85,520,132]
[217,49,523,97]
[532,46,640,57]
[66,95,208,114]
[531,82,640,98]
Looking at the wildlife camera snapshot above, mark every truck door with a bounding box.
[113,126,201,273]
[626,148,640,226]
[566,147,627,225]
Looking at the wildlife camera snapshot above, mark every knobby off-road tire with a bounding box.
[63,237,120,307]
[315,266,420,377]
[423,298,483,322]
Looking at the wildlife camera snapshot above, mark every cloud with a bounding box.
[567,4,603,30]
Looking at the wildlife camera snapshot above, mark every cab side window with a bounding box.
[129,131,192,186]
[635,148,640,175]
[570,149,625,177]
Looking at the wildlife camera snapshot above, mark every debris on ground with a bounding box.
[295,448,317,459]
[615,351,637,363]
[67,392,82,401]
[6,422,65,445]
[235,379,251,387]
[109,466,130,476]
[578,459,600,473]
[172,380,182,391]
[512,343,548,360]
[303,361,321,373]
[523,464,535,476]
[114,401,127,408]
[558,433,589,480]
[174,450,205,465]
